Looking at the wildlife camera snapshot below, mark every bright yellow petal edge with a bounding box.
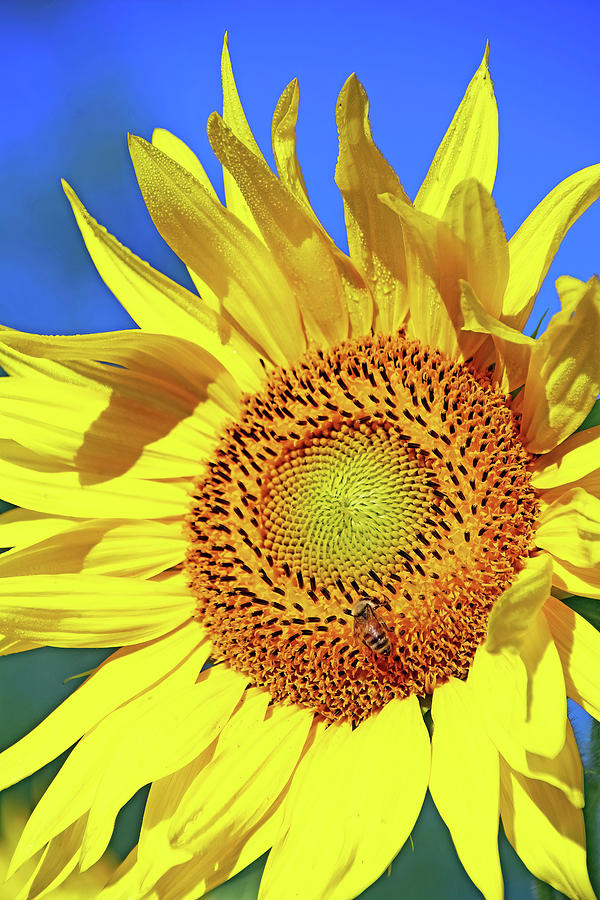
[0,36,599,900]
[0,796,115,898]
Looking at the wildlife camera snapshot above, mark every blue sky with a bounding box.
[0,0,598,335]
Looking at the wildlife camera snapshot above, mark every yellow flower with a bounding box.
[0,36,600,900]
[0,797,113,898]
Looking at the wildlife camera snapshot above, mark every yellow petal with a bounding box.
[549,555,600,599]
[97,848,138,900]
[170,701,309,847]
[502,164,600,330]
[0,448,189,519]
[0,509,77,552]
[14,816,87,899]
[0,327,241,417]
[63,181,262,392]
[435,180,509,364]
[260,696,430,900]
[0,327,239,445]
[151,128,219,201]
[128,699,313,896]
[80,666,248,871]
[469,648,525,747]
[0,376,219,480]
[554,274,588,313]
[500,760,595,899]
[531,424,600,489]
[0,574,192,647]
[107,799,280,900]
[484,553,553,653]
[133,801,282,897]
[430,678,502,900]
[133,688,273,888]
[128,134,305,366]
[471,610,566,759]
[495,716,584,808]
[10,651,224,877]
[332,249,374,340]
[540,469,600,508]
[151,127,222,310]
[0,635,39,655]
[220,33,264,234]
[459,279,534,390]
[272,79,311,212]
[150,821,277,900]
[378,193,456,354]
[442,178,508,321]
[207,112,352,347]
[0,327,88,384]
[268,84,378,326]
[0,519,184,579]
[537,487,600,568]
[415,43,498,218]
[520,275,600,452]
[0,623,207,794]
[335,74,410,334]
[544,595,600,720]
[505,611,566,758]
[270,78,374,329]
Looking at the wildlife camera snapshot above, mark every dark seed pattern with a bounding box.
[186,332,538,724]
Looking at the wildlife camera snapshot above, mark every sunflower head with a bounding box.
[0,35,599,900]
[186,328,539,723]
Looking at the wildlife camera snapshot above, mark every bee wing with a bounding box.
[364,604,387,631]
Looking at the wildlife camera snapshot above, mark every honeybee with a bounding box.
[351,599,390,656]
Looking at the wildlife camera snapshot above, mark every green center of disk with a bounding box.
[260,419,435,590]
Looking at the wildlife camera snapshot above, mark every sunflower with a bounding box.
[0,36,599,900]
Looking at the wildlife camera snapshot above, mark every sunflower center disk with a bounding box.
[186,333,539,724]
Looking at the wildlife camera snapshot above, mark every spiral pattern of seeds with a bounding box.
[185,332,539,724]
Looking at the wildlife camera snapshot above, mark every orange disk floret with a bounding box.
[185,332,539,724]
